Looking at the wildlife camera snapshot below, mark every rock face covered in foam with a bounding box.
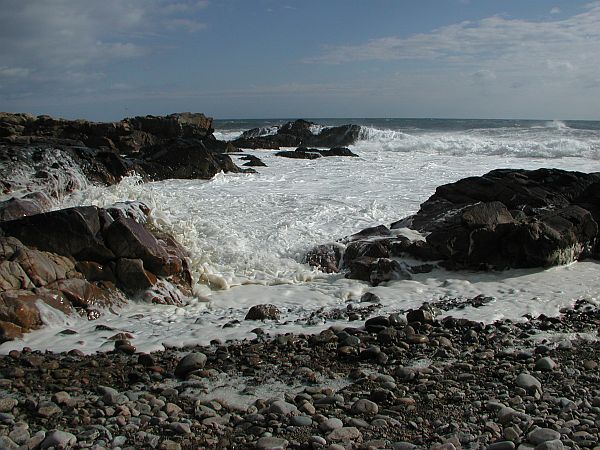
[0,202,192,342]
[0,111,249,195]
[309,169,600,283]
[232,119,361,149]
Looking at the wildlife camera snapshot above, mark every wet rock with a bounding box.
[245,304,281,321]
[174,352,207,378]
[1,206,115,262]
[115,258,157,293]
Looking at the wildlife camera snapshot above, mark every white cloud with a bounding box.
[0,0,208,90]
[312,5,600,65]
[550,7,561,15]
[0,67,30,78]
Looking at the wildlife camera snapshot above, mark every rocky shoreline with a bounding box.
[1,111,600,449]
[0,300,599,449]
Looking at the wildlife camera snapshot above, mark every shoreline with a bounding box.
[1,301,599,449]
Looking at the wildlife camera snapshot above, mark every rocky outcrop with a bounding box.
[0,202,192,342]
[232,119,361,149]
[275,147,359,159]
[0,112,251,202]
[309,169,600,283]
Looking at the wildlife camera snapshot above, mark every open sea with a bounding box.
[2,118,600,354]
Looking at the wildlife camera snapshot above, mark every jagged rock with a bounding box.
[305,244,341,273]
[0,206,115,263]
[104,217,170,275]
[140,138,250,180]
[115,258,157,294]
[233,120,361,149]
[313,169,600,277]
[0,192,52,221]
[0,112,248,198]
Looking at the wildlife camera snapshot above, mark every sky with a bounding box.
[1,0,599,121]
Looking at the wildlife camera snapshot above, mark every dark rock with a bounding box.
[239,154,267,167]
[305,244,340,273]
[233,120,361,149]
[104,218,170,275]
[275,149,321,159]
[317,147,358,157]
[141,138,249,180]
[0,193,52,222]
[115,258,157,294]
[0,206,114,262]
[245,304,281,321]
[406,307,435,325]
[175,352,207,378]
[316,169,600,273]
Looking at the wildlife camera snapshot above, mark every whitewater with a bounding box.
[2,118,600,354]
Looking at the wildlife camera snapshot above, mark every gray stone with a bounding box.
[256,436,289,449]
[310,436,327,446]
[327,427,362,442]
[51,391,71,405]
[268,400,297,416]
[0,398,18,413]
[351,399,379,416]
[112,435,127,447]
[527,428,561,445]
[392,443,417,450]
[291,415,312,426]
[40,430,77,449]
[37,401,62,418]
[170,422,191,434]
[319,417,343,432]
[487,442,516,450]
[534,357,557,371]
[174,352,207,378]
[534,440,564,450]
[516,373,542,394]
[97,386,128,406]
[8,427,30,445]
[0,435,18,450]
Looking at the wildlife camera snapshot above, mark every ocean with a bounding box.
[2,118,600,354]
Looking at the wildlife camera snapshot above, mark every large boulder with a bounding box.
[0,203,193,342]
[310,169,600,279]
[140,138,250,180]
[0,206,115,262]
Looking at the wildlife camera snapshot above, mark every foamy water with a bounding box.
[2,120,600,354]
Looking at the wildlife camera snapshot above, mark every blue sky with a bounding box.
[1,0,599,120]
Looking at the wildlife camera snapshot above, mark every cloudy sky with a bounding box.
[1,0,599,120]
